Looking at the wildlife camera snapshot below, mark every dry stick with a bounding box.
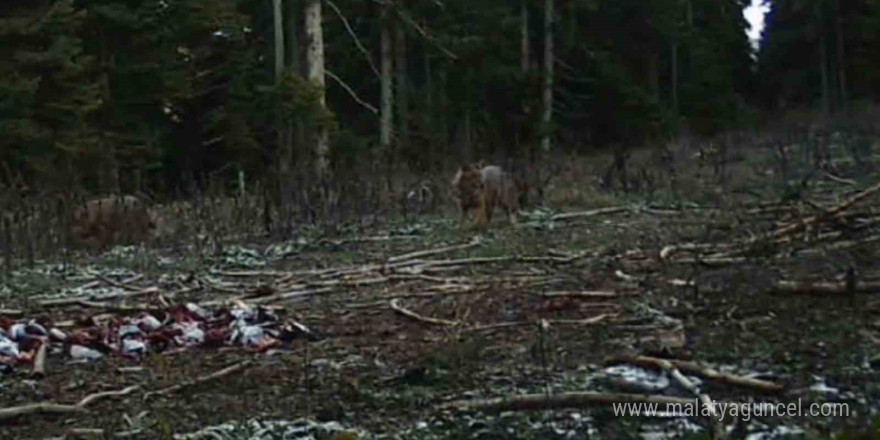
[465,313,615,333]
[388,273,471,284]
[660,243,735,260]
[0,403,85,421]
[348,286,484,308]
[438,391,712,412]
[31,340,47,378]
[95,273,145,291]
[198,277,242,295]
[65,428,142,439]
[606,354,784,394]
[550,206,628,222]
[144,360,252,400]
[768,180,880,240]
[611,355,724,439]
[323,1,381,78]
[387,239,480,264]
[75,300,164,314]
[0,308,23,317]
[823,171,857,186]
[305,276,390,288]
[771,279,880,295]
[0,384,141,421]
[389,298,459,327]
[614,270,642,283]
[249,287,335,305]
[540,290,618,298]
[212,270,289,278]
[39,286,160,308]
[667,257,747,266]
[76,385,141,407]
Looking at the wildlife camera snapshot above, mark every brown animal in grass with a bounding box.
[450,162,520,228]
[70,195,156,251]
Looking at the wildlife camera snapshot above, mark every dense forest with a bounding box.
[0,0,877,219]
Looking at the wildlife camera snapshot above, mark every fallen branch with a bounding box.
[0,308,22,317]
[610,355,724,438]
[823,171,856,186]
[144,360,252,399]
[95,273,145,292]
[0,384,141,421]
[39,286,160,308]
[465,313,615,333]
[540,290,618,299]
[606,354,784,394]
[65,428,142,439]
[387,239,480,264]
[0,403,85,421]
[439,391,712,412]
[77,385,142,407]
[389,298,458,327]
[551,206,627,222]
[768,180,880,240]
[660,243,735,260]
[212,270,289,278]
[771,279,880,295]
[247,287,336,305]
[75,300,163,314]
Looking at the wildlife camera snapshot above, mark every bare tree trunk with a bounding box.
[274,0,284,78]
[647,53,659,101]
[463,107,472,159]
[305,0,329,196]
[540,0,554,152]
[521,0,530,72]
[834,1,847,114]
[520,0,531,161]
[671,41,678,121]
[286,0,300,74]
[273,0,291,232]
[394,20,408,154]
[820,34,830,119]
[380,20,394,183]
[425,53,432,112]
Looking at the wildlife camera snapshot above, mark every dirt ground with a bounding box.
[2,137,880,439]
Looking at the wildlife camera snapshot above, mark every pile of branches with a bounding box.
[659,181,880,295]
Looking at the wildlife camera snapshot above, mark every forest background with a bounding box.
[1,0,877,231]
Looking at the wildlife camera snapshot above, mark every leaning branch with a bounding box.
[325,0,380,78]
[325,70,378,114]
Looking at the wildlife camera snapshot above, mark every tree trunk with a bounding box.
[671,41,679,121]
[820,34,830,119]
[273,0,284,78]
[521,0,529,72]
[286,0,300,74]
[647,53,659,101]
[305,0,329,187]
[394,20,408,153]
[520,0,531,160]
[380,19,394,184]
[540,0,554,152]
[834,1,847,114]
[425,53,432,112]
[273,0,291,232]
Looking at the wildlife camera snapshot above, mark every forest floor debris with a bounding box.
[1,179,879,439]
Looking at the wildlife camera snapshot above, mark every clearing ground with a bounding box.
[1,125,880,440]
